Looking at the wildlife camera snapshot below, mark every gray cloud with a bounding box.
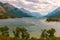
[11,1,38,10]
[26,0,39,3]
[26,0,50,4]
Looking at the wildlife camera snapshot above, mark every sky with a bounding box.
[0,0,60,15]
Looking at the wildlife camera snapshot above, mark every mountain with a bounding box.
[20,8,42,18]
[45,7,60,18]
[20,8,31,14]
[2,3,32,17]
[0,2,11,19]
[0,2,17,18]
[0,2,33,19]
[0,2,42,18]
[31,12,42,18]
[0,2,3,5]
[0,2,6,13]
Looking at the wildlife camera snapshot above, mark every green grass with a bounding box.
[0,35,60,40]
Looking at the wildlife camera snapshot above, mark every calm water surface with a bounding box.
[0,18,60,38]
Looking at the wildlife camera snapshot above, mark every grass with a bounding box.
[0,35,60,40]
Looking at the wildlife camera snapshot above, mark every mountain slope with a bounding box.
[45,7,60,18]
[0,2,18,18]
[20,8,31,14]
[0,2,42,18]
[0,2,6,14]
[0,2,2,4]
[2,3,32,17]
[20,8,42,18]
[31,12,42,17]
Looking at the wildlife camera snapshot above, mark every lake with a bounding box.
[0,17,60,38]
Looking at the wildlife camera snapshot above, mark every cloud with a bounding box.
[26,0,50,4]
[47,0,60,7]
[26,0,39,3]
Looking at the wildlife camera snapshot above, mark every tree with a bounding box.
[25,32,30,40]
[0,26,9,36]
[40,28,56,40]
[0,27,3,35]
[12,27,20,38]
[12,27,30,40]
[20,27,27,39]
[2,26,9,36]
[47,28,56,37]
[41,29,47,38]
[0,15,4,19]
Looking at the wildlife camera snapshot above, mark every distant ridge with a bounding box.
[0,2,33,19]
[45,7,60,18]
[0,2,43,18]
[20,8,42,18]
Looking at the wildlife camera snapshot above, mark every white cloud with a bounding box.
[47,0,60,7]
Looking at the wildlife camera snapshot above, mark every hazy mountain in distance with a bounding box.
[45,7,60,18]
[20,8,42,18]
[20,8,31,14]
[31,12,42,18]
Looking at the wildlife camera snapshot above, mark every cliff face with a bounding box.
[0,3,15,18]
[0,6,7,15]
[0,6,6,12]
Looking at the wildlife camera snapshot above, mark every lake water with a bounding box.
[0,18,60,38]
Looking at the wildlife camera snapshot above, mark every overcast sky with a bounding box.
[0,0,60,15]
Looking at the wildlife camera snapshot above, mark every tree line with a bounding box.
[0,26,56,40]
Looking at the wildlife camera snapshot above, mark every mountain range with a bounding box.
[45,7,60,18]
[1,2,33,17]
[0,2,42,18]
[20,8,42,18]
[0,2,60,19]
